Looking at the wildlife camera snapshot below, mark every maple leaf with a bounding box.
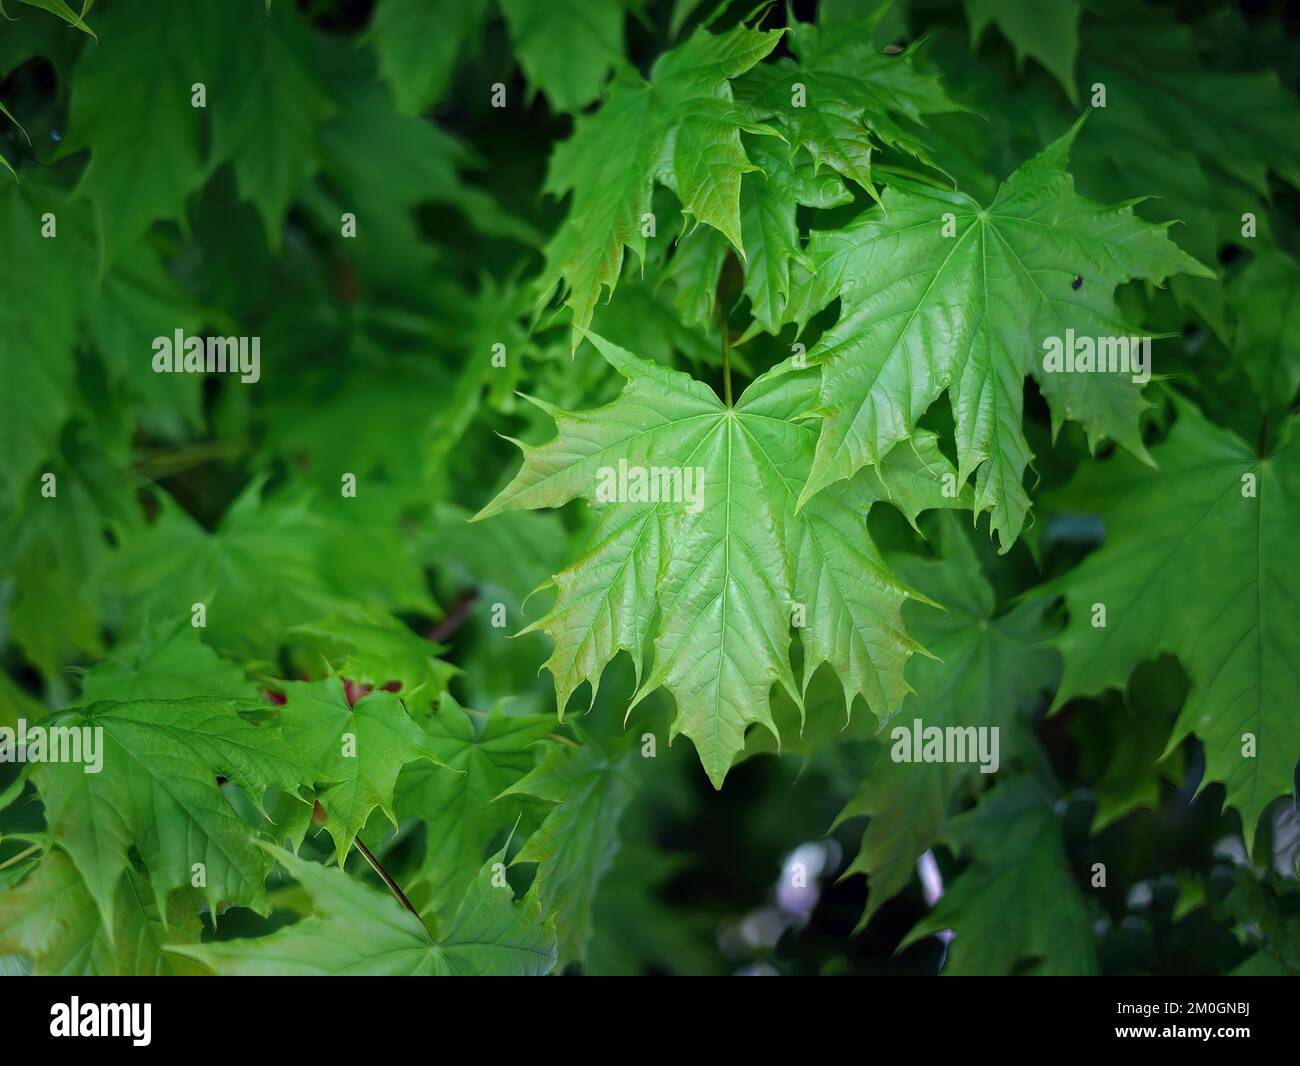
[475,332,955,787]
[835,513,1058,926]
[169,844,557,976]
[538,22,783,346]
[206,0,334,247]
[1079,17,1300,197]
[965,0,1080,102]
[735,7,963,194]
[369,0,490,114]
[273,678,441,863]
[503,741,638,964]
[796,118,1212,549]
[900,777,1098,975]
[78,622,258,705]
[30,696,307,929]
[500,0,625,113]
[1044,398,1300,850]
[1227,250,1300,414]
[736,137,852,334]
[0,849,204,976]
[396,701,555,931]
[0,182,93,504]
[58,0,208,258]
[292,609,458,714]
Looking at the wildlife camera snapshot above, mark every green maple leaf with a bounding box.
[539,22,782,346]
[396,702,555,930]
[503,742,638,964]
[1045,399,1300,850]
[0,849,204,976]
[475,332,953,787]
[207,0,334,247]
[0,182,93,503]
[107,482,431,661]
[736,7,962,194]
[169,844,557,975]
[369,0,489,114]
[60,0,207,258]
[738,139,852,334]
[901,777,1098,975]
[85,241,205,429]
[274,678,440,863]
[1080,18,1300,197]
[31,696,307,928]
[78,623,258,705]
[292,609,458,714]
[797,119,1211,549]
[1227,250,1300,413]
[500,0,625,113]
[835,512,1058,926]
[966,0,1080,102]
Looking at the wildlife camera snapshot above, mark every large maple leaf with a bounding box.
[793,119,1211,549]
[1044,399,1300,850]
[475,332,959,787]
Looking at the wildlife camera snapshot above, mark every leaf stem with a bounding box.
[873,162,953,191]
[720,299,733,407]
[0,843,41,872]
[353,833,431,936]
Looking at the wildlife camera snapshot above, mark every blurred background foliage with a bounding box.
[0,0,1297,976]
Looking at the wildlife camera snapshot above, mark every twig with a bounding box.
[429,591,478,644]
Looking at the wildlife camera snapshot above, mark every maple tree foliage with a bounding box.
[0,0,1298,981]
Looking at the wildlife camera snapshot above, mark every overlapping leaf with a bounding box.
[794,119,1211,549]
[274,678,439,863]
[539,23,783,346]
[1044,399,1300,849]
[901,777,1097,975]
[735,7,962,193]
[503,742,638,963]
[30,696,306,927]
[397,702,555,930]
[836,513,1058,925]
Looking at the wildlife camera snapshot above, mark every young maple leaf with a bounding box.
[475,332,963,787]
[1044,399,1300,852]
[538,23,784,348]
[272,678,444,864]
[792,117,1213,550]
[735,6,965,193]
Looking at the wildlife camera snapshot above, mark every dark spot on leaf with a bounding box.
[1072,275,1083,290]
